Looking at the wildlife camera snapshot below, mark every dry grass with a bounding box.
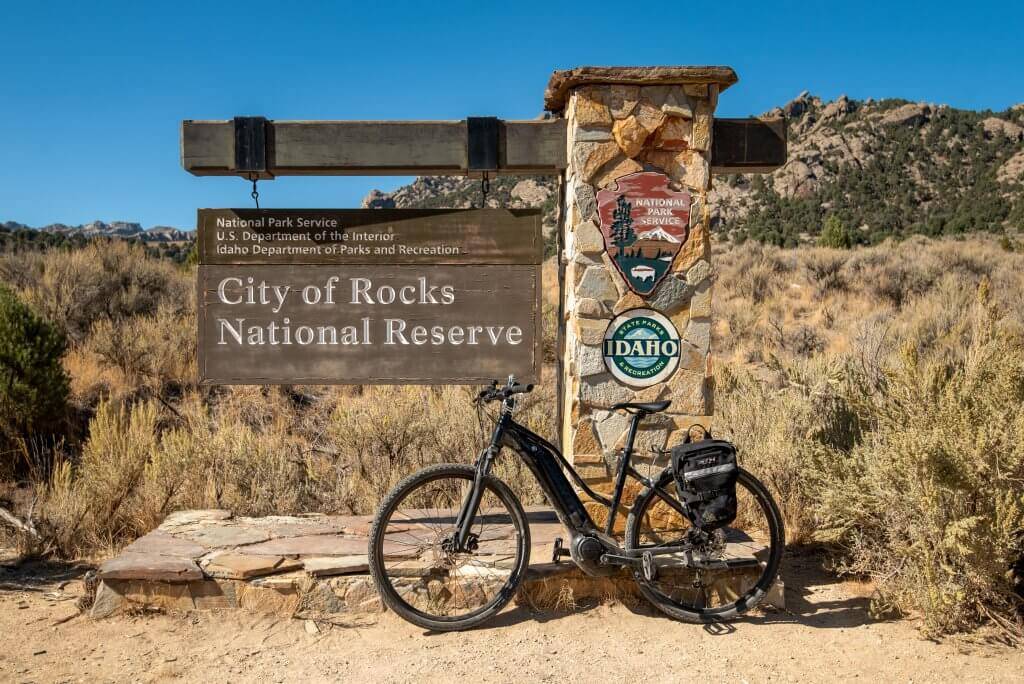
[714,236,1024,636]
[516,568,641,612]
[2,235,1023,636]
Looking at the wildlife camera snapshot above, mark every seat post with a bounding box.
[604,410,645,536]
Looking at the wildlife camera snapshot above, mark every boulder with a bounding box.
[361,189,396,209]
[880,102,931,126]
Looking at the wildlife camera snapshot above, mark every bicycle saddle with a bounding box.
[611,400,672,414]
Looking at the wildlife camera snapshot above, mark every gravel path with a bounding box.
[1,551,1020,683]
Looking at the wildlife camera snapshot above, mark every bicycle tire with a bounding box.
[368,463,531,631]
[625,467,784,623]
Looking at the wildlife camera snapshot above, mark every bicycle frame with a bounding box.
[452,395,693,575]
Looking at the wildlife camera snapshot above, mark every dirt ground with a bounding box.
[1,550,1021,683]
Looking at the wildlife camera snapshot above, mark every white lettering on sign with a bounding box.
[216,277,290,314]
[213,275,521,349]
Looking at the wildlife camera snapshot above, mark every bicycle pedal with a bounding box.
[552,537,570,563]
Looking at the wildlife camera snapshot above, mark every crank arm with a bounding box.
[599,553,642,567]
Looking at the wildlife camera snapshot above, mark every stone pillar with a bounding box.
[547,67,736,499]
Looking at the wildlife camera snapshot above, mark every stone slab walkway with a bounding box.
[91,509,782,621]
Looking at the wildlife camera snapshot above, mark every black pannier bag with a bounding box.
[670,431,739,530]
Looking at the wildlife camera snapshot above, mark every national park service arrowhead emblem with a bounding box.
[597,172,691,296]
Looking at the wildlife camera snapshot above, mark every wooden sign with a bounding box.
[596,172,691,296]
[196,209,542,385]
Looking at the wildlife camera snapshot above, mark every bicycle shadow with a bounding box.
[738,546,886,631]
[457,546,888,634]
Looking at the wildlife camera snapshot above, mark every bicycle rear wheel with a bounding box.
[367,463,530,631]
[625,467,784,623]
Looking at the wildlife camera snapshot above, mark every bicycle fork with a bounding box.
[452,411,506,550]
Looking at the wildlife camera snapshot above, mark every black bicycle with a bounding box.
[368,377,784,631]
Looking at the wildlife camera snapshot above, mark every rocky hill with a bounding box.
[1,220,191,243]
[0,220,194,263]
[365,94,1024,247]
[364,176,559,223]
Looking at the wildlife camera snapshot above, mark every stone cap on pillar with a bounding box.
[544,65,739,112]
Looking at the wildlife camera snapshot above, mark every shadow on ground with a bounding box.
[465,545,886,634]
[0,557,93,592]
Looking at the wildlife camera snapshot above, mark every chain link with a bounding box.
[249,175,260,209]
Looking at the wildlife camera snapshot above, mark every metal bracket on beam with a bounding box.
[466,117,500,175]
[233,116,272,179]
[710,118,787,174]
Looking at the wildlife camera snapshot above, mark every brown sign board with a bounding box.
[196,209,542,385]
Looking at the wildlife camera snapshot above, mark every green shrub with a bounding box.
[814,298,1024,635]
[818,215,854,249]
[0,286,69,476]
[717,358,860,543]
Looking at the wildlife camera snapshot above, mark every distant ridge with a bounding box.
[1,220,192,243]
[10,92,1024,252]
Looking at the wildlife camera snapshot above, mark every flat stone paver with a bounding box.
[159,509,233,529]
[121,530,207,559]
[239,535,375,557]
[200,552,302,579]
[181,525,273,548]
[98,553,203,583]
[302,556,369,577]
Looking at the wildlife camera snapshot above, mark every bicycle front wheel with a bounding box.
[367,463,530,631]
[625,467,784,623]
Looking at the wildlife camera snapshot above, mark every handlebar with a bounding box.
[476,381,534,404]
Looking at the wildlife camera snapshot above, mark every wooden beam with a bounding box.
[710,118,787,174]
[181,118,567,177]
[181,116,785,178]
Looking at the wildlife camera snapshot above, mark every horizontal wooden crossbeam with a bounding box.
[180,118,568,178]
[180,117,785,178]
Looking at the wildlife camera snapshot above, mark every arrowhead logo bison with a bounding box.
[597,172,691,296]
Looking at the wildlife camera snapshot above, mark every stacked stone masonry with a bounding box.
[560,80,723,493]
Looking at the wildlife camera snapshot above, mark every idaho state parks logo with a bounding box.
[597,171,691,296]
[603,309,681,388]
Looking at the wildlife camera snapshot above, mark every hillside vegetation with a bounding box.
[719,95,1024,246]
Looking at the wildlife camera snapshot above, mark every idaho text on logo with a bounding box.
[602,309,681,387]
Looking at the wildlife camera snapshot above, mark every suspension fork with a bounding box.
[453,402,510,549]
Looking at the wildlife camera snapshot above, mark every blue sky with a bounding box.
[1,1,1021,229]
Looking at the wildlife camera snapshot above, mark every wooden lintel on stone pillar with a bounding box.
[710,118,787,174]
[180,118,567,177]
[183,115,784,178]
